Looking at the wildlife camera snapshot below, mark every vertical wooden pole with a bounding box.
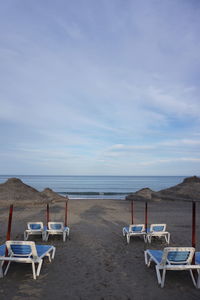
[47,203,50,225]
[5,204,13,256]
[192,201,196,265]
[131,200,134,224]
[145,202,148,232]
[65,200,68,227]
[6,204,13,241]
[192,202,196,248]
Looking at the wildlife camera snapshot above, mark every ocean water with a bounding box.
[0,175,186,199]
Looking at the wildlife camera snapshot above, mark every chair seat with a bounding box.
[35,245,54,258]
[146,249,163,264]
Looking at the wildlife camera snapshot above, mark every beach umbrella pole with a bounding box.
[131,200,134,224]
[5,204,13,257]
[65,200,68,227]
[47,203,50,225]
[145,202,148,232]
[192,202,196,248]
[191,201,196,269]
[6,204,13,241]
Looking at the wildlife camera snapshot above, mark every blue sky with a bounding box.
[0,0,200,175]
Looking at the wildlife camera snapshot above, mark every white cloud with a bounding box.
[141,157,200,166]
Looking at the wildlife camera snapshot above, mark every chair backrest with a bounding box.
[150,224,166,232]
[161,247,195,266]
[28,222,43,230]
[129,224,145,233]
[6,241,38,258]
[48,222,64,230]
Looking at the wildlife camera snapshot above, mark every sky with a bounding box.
[0,0,200,176]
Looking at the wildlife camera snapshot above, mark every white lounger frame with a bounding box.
[145,247,200,288]
[123,224,146,244]
[46,222,70,242]
[146,224,170,244]
[24,222,46,241]
[0,241,55,279]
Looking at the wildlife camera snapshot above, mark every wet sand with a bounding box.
[0,199,200,300]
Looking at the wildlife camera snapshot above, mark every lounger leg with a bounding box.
[189,269,197,288]
[127,234,130,244]
[32,262,36,279]
[164,234,167,244]
[143,235,147,243]
[46,253,51,262]
[144,251,148,265]
[148,235,151,244]
[196,271,200,289]
[42,231,46,241]
[167,233,170,244]
[36,260,43,277]
[0,262,3,278]
[161,269,166,288]
[155,265,162,285]
[52,247,56,259]
[144,251,152,267]
[4,261,12,276]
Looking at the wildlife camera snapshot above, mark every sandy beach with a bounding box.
[0,198,200,300]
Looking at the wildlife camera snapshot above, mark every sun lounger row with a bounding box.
[24,221,70,242]
[123,223,170,244]
[0,222,70,280]
[122,224,200,288]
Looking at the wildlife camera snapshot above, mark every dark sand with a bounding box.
[0,199,200,300]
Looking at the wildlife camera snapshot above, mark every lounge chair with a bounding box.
[122,224,146,244]
[144,247,200,288]
[146,224,170,244]
[24,222,46,241]
[45,222,70,242]
[0,241,55,279]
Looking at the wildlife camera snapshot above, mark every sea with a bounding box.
[0,175,186,200]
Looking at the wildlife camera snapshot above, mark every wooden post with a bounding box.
[192,201,196,266]
[47,203,50,225]
[145,202,148,232]
[6,204,13,241]
[5,204,13,256]
[192,201,196,248]
[131,200,134,224]
[65,200,68,227]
